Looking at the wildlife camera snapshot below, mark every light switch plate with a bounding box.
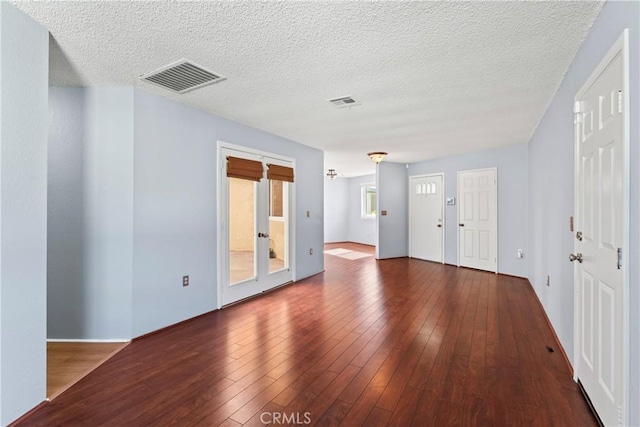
[446,197,456,205]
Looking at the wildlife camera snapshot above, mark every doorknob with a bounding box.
[258,232,270,238]
[437,224,442,228]
[569,253,583,263]
[459,223,465,227]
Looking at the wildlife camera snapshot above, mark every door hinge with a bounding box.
[573,101,581,124]
[617,248,622,269]
[617,90,623,114]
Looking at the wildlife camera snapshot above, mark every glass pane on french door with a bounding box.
[228,177,256,284]
[268,179,288,274]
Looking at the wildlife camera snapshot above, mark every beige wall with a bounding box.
[229,178,255,251]
[230,178,287,261]
[269,219,285,261]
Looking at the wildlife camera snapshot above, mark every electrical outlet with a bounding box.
[183,275,189,287]
[309,248,313,255]
[517,249,523,258]
[546,275,550,287]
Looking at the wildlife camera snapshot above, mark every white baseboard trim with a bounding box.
[47,339,131,343]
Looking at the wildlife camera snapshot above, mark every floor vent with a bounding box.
[328,96,361,109]
[140,59,225,94]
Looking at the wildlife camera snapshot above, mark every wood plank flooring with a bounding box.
[47,342,129,399]
[17,243,596,426]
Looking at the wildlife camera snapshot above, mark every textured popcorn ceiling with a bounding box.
[13,1,603,177]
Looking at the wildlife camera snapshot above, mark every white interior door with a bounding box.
[457,168,497,272]
[409,174,444,263]
[220,147,293,306]
[574,31,627,426]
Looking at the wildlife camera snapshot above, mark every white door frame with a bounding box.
[216,140,296,309]
[456,167,498,273]
[572,29,629,424]
[408,173,445,263]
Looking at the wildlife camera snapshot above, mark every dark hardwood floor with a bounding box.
[17,243,596,426]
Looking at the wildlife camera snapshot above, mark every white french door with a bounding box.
[409,174,444,263]
[573,30,628,426]
[219,146,293,306]
[457,168,497,273]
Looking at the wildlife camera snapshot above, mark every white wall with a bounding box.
[347,174,376,246]
[376,162,408,259]
[324,177,348,242]
[0,3,48,425]
[132,89,324,337]
[408,144,528,277]
[527,2,639,424]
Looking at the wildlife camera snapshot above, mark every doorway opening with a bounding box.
[218,143,295,307]
[47,341,128,400]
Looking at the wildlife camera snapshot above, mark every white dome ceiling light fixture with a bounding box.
[367,152,388,164]
[326,169,338,180]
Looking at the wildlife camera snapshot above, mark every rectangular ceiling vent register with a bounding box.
[140,59,225,94]
[328,96,361,109]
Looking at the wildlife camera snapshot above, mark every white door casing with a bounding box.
[218,143,295,307]
[457,168,497,273]
[409,174,444,263]
[573,30,629,427]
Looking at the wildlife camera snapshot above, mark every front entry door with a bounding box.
[409,174,444,263]
[574,31,627,426]
[457,168,497,273]
[220,147,293,306]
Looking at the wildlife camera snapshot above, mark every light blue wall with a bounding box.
[83,88,134,340]
[527,2,639,424]
[47,87,324,339]
[376,162,408,259]
[0,3,48,425]
[48,87,135,341]
[48,88,85,338]
[132,89,324,336]
[347,174,376,246]
[132,90,219,336]
[408,144,528,277]
[324,177,349,243]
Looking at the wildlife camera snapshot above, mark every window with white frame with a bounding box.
[361,184,376,218]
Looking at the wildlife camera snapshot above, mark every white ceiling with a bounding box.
[13,1,603,177]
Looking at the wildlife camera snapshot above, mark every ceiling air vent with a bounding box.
[140,59,226,94]
[327,96,361,109]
